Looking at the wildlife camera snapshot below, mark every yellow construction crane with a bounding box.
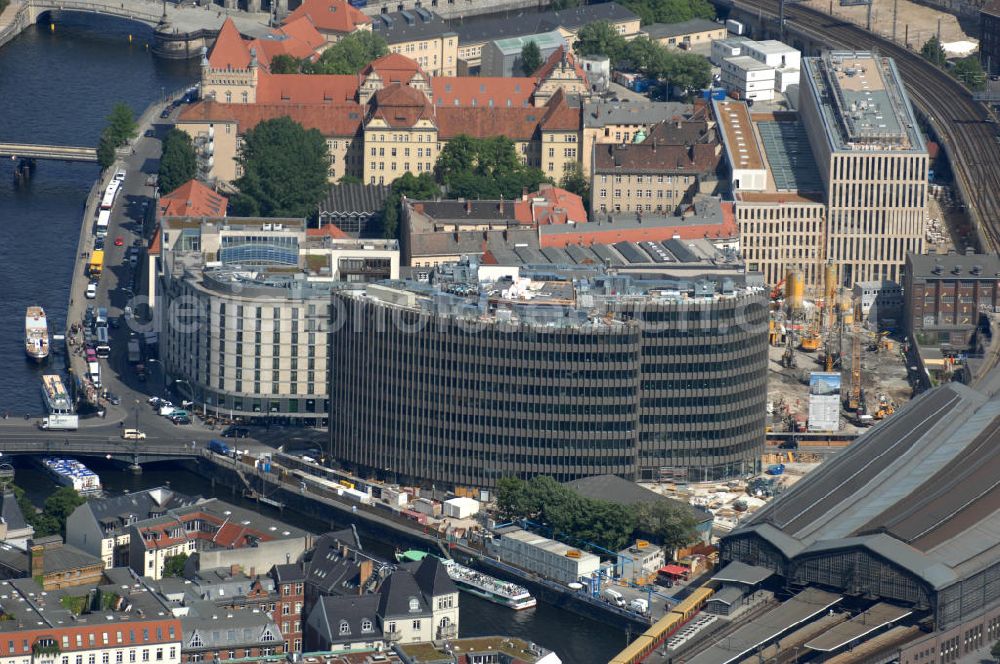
[848,297,862,413]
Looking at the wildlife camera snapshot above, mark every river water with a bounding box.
[0,17,625,663]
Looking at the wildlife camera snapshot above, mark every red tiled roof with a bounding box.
[148,226,162,256]
[285,0,371,34]
[251,16,327,65]
[159,179,229,218]
[208,18,252,70]
[513,184,586,225]
[538,88,579,131]
[430,76,535,108]
[370,83,434,128]
[363,53,424,85]
[256,70,359,103]
[533,45,587,85]
[436,106,541,140]
[307,224,349,239]
[178,100,364,137]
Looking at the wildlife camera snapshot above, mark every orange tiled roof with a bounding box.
[363,53,425,85]
[307,224,349,239]
[256,70,360,103]
[159,179,229,218]
[533,45,587,84]
[178,100,364,137]
[538,88,579,131]
[208,18,252,70]
[370,83,434,128]
[251,16,327,65]
[148,226,162,256]
[430,76,535,108]
[286,0,371,34]
[513,184,586,225]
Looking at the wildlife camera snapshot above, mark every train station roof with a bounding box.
[804,603,913,652]
[727,376,1000,590]
[711,561,773,586]
[685,588,842,664]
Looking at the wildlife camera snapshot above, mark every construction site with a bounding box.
[766,265,914,438]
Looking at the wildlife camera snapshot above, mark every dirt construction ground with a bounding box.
[801,0,972,49]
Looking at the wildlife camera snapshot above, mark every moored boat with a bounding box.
[41,458,102,495]
[396,550,537,610]
[25,307,49,361]
[41,375,74,415]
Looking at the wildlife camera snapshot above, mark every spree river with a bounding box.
[0,17,625,663]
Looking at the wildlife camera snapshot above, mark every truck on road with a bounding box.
[127,338,141,363]
[39,414,79,431]
[88,250,105,278]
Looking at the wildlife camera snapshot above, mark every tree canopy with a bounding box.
[990,639,1000,663]
[435,135,548,200]
[158,128,197,195]
[621,0,714,25]
[496,476,699,552]
[269,54,302,74]
[559,164,590,211]
[574,22,628,63]
[13,486,86,538]
[303,31,389,75]
[921,36,947,67]
[162,553,189,578]
[105,102,138,147]
[231,116,330,219]
[381,171,439,239]
[97,134,117,170]
[520,40,543,76]
[952,56,987,91]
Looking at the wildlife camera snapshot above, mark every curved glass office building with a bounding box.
[329,262,769,488]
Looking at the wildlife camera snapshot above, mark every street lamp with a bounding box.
[134,399,141,431]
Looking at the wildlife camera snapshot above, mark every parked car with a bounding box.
[85,283,97,299]
[105,392,121,406]
[171,415,191,425]
[94,237,105,250]
[114,236,124,247]
[222,426,250,438]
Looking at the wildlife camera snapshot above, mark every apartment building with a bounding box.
[642,18,726,49]
[799,51,927,286]
[453,3,640,73]
[590,120,721,215]
[904,252,1000,346]
[581,100,699,174]
[370,9,458,77]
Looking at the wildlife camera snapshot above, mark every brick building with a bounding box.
[903,252,1000,346]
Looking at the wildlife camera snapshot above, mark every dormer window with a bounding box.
[361,619,373,634]
[338,621,350,636]
[408,597,420,613]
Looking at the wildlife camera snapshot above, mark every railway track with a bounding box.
[732,0,1000,253]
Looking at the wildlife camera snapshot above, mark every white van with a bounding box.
[629,598,649,614]
[603,588,626,607]
[88,361,101,388]
[122,429,146,440]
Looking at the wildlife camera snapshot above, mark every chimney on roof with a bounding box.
[29,542,44,580]
[522,187,529,202]
[465,200,472,215]
[499,196,504,215]
[230,564,241,576]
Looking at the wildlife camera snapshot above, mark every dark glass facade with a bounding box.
[329,287,768,488]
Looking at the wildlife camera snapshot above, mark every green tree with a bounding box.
[649,49,712,98]
[162,553,189,578]
[339,174,363,185]
[382,171,439,239]
[434,135,547,199]
[520,40,543,76]
[622,35,666,72]
[231,116,330,219]
[573,22,628,63]
[559,164,590,210]
[105,102,138,147]
[269,54,302,74]
[621,0,714,24]
[305,31,388,75]
[158,128,197,194]
[635,500,699,551]
[952,56,987,91]
[921,36,947,67]
[97,131,117,170]
[990,640,1000,663]
[42,487,86,538]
